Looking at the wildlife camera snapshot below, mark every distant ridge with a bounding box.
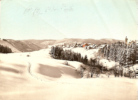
[55,38,123,44]
[0,38,122,52]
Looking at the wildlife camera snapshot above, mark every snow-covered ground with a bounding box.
[0,48,137,100]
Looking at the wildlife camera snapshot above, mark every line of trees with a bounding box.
[98,42,137,65]
[0,44,12,53]
[50,46,101,68]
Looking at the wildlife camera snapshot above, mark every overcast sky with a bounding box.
[0,0,138,40]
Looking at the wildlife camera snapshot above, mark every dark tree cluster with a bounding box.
[98,41,137,65]
[50,46,82,61]
[50,46,100,68]
[0,44,12,53]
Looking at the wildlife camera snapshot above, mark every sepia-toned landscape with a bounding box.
[0,38,138,100]
[0,0,138,100]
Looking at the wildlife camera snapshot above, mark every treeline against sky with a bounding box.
[98,41,137,65]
